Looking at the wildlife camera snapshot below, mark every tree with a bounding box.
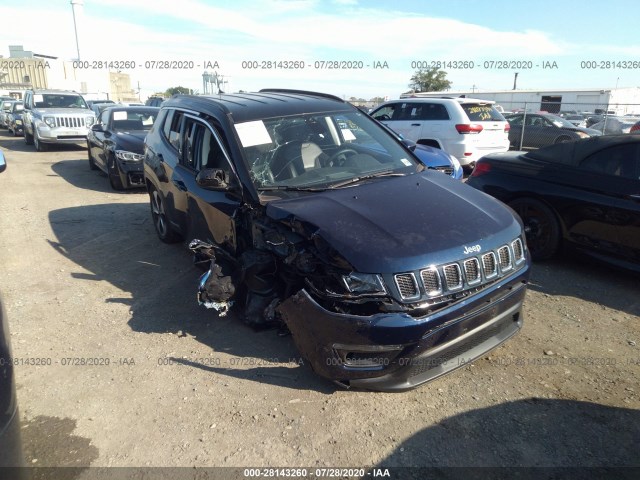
[165,86,191,97]
[408,67,452,93]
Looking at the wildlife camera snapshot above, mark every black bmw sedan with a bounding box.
[87,106,159,190]
[467,135,640,270]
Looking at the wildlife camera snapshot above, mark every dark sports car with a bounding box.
[505,113,600,150]
[87,106,159,190]
[466,135,640,270]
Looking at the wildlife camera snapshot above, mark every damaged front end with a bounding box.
[188,213,529,392]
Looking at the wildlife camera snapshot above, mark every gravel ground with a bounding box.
[0,129,638,479]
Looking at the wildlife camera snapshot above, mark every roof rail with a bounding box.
[259,89,344,103]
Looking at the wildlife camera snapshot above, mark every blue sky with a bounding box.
[1,0,639,99]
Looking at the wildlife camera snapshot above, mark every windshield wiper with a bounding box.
[328,171,408,189]
[258,185,328,192]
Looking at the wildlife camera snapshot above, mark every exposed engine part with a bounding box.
[191,239,238,317]
[197,265,235,316]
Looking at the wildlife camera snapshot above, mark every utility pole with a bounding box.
[513,72,519,90]
[70,0,84,60]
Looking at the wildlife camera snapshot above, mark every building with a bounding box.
[400,88,640,115]
[1,45,139,102]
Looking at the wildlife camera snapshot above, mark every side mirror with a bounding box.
[91,123,104,132]
[0,150,6,173]
[401,139,417,151]
[196,168,233,191]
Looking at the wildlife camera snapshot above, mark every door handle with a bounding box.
[411,123,421,126]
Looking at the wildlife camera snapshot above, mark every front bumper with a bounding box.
[278,265,528,392]
[36,126,88,144]
[115,160,145,188]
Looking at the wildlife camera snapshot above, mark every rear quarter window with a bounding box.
[462,104,505,122]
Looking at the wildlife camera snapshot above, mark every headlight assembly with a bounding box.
[115,150,144,162]
[342,272,387,295]
[43,117,56,128]
[85,116,95,127]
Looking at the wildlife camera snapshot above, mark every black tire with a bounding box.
[107,155,125,191]
[87,143,99,170]
[33,130,48,152]
[509,198,561,261]
[24,127,33,145]
[149,186,181,243]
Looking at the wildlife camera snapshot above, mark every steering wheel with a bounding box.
[326,148,358,167]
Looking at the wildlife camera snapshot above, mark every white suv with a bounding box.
[370,97,510,168]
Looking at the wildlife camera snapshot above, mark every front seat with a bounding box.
[270,141,327,181]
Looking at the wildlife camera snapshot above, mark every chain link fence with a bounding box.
[494,102,640,150]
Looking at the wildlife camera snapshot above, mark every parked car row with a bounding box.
[11,88,640,390]
[0,100,24,136]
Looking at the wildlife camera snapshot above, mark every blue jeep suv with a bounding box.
[143,89,530,391]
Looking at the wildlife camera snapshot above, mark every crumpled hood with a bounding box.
[266,172,522,273]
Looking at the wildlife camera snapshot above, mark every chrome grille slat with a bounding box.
[420,268,442,296]
[463,258,481,285]
[442,263,463,290]
[512,238,525,264]
[498,245,513,272]
[394,273,419,299]
[482,252,498,279]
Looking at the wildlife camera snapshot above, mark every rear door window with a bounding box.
[418,103,449,120]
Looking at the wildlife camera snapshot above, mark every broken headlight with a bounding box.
[342,272,386,295]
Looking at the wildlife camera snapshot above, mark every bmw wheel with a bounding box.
[149,186,181,243]
[509,198,560,261]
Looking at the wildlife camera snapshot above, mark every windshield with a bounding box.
[34,94,88,109]
[235,110,420,190]
[110,109,158,131]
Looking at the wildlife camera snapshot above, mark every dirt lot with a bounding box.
[0,129,638,478]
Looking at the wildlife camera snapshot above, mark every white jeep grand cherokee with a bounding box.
[370,96,510,169]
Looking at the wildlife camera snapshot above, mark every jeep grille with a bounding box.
[54,116,85,128]
[393,237,526,303]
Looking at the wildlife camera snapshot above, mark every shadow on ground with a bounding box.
[48,202,334,393]
[373,398,639,479]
